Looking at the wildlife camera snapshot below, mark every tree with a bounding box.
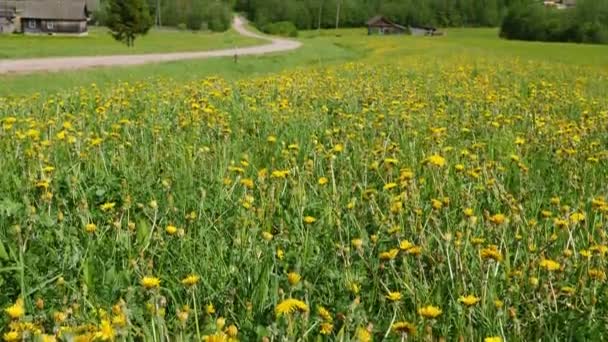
[106,0,154,47]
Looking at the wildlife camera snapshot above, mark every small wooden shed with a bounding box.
[409,25,439,36]
[367,15,406,35]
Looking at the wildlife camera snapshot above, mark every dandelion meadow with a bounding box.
[1,58,608,341]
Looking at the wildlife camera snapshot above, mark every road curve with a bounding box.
[0,17,302,75]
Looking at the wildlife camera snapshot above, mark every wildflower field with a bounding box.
[1,56,608,341]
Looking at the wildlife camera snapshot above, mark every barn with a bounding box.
[366,16,406,35]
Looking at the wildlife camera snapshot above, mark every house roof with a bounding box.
[410,25,437,31]
[367,15,406,29]
[21,0,88,20]
[366,15,386,26]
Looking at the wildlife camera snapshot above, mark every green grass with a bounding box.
[0,35,363,96]
[1,45,607,341]
[0,26,263,59]
[2,25,608,342]
[1,27,608,98]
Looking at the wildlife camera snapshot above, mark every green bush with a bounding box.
[500,0,608,44]
[262,21,298,37]
[186,12,203,31]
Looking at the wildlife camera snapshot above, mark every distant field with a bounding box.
[0,26,263,59]
[1,27,608,96]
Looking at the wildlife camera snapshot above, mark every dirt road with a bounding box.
[0,17,302,75]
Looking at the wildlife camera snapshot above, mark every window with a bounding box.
[47,22,54,30]
[28,20,36,29]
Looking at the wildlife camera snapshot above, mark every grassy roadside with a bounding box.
[0,27,263,59]
[0,35,364,97]
[1,27,607,97]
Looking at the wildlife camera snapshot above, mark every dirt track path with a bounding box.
[0,17,302,75]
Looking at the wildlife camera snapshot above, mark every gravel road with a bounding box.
[0,17,302,75]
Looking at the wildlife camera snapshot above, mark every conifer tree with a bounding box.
[106,0,153,47]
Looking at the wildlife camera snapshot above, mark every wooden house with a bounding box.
[366,16,406,35]
[21,0,92,35]
[0,0,97,35]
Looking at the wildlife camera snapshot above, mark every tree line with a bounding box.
[234,0,526,30]
[500,0,608,44]
[96,0,233,32]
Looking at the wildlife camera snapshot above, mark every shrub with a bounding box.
[500,0,608,44]
[262,21,298,37]
[186,12,203,31]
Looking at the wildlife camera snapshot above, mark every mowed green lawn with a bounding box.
[1,27,607,97]
[0,26,263,59]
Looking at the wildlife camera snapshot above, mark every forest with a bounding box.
[94,0,608,45]
[235,0,524,30]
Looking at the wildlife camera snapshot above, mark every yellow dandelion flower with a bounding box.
[317,306,332,322]
[202,332,228,342]
[418,305,442,319]
[488,213,506,225]
[484,337,503,342]
[85,223,97,233]
[458,294,481,307]
[275,298,309,317]
[351,238,363,249]
[406,246,423,256]
[166,225,178,235]
[399,240,414,251]
[320,322,334,335]
[240,178,254,189]
[384,158,399,166]
[287,272,301,286]
[271,170,289,179]
[392,321,416,335]
[554,218,568,228]
[426,154,446,167]
[356,326,372,342]
[569,212,585,224]
[379,248,399,261]
[4,298,25,320]
[303,216,317,224]
[262,231,273,241]
[588,269,606,281]
[463,208,474,217]
[318,177,329,185]
[94,319,115,341]
[181,274,200,287]
[206,303,216,315]
[100,202,116,212]
[3,331,20,342]
[539,258,560,272]
[480,245,503,262]
[383,182,398,191]
[225,324,238,338]
[141,276,161,289]
[386,291,402,302]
